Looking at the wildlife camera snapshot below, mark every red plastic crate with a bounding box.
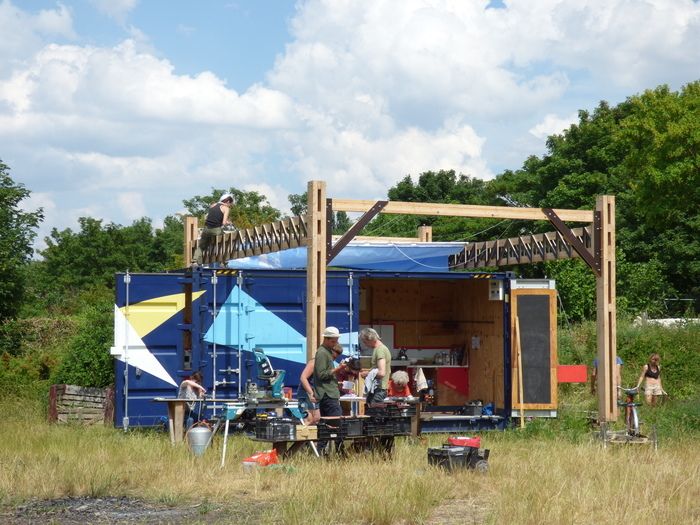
[448,436,481,448]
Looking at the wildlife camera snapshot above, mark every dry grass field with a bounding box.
[1,399,699,524]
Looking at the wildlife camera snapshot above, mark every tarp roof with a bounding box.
[227,242,466,273]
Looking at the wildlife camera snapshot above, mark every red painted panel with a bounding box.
[436,368,469,405]
[557,365,587,383]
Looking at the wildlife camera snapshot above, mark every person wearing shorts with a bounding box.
[636,353,667,406]
[298,359,320,424]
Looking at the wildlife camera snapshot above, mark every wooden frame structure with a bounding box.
[185,180,618,422]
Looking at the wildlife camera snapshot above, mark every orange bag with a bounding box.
[243,448,279,467]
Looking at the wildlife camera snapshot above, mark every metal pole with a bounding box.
[123,270,131,431]
[211,272,218,415]
[348,272,355,356]
[237,272,243,397]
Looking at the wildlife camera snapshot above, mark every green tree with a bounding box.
[0,161,43,321]
[490,82,700,315]
[52,298,114,388]
[287,191,351,234]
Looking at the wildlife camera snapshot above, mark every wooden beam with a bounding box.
[596,195,617,422]
[328,200,387,262]
[331,226,432,244]
[418,225,432,242]
[306,181,327,361]
[184,216,198,267]
[543,208,600,275]
[331,199,594,223]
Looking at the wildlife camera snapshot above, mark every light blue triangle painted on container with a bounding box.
[204,285,307,364]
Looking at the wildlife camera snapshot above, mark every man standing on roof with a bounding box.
[193,192,234,266]
[312,326,346,418]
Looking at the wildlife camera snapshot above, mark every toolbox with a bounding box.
[447,436,481,448]
[427,444,490,472]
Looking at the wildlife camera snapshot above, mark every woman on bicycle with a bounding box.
[636,353,667,406]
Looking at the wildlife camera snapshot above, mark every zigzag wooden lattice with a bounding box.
[194,215,308,264]
[449,226,592,269]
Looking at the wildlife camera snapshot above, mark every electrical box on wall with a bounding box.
[489,280,504,301]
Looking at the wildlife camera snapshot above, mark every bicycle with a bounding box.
[617,386,642,437]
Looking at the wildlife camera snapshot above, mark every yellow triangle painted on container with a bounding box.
[119,291,206,338]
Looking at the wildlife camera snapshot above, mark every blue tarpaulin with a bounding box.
[227,242,465,272]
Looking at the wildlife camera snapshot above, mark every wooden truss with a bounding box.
[449,226,593,270]
[185,216,308,267]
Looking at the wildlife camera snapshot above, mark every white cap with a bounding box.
[322,326,340,338]
[219,193,233,202]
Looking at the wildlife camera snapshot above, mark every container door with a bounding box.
[113,271,207,427]
[510,283,557,412]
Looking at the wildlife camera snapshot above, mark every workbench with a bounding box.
[249,434,395,458]
[205,398,304,467]
[153,398,200,445]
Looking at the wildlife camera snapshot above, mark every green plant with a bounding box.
[52,299,114,388]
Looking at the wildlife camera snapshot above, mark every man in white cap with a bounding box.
[312,326,346,418]
[193,192,234,266]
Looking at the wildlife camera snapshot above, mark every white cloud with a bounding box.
[3,0,700,250]
[117,191,146,221]
[0,1,75,75]
[529,112,579,140]
[89,0,137,22]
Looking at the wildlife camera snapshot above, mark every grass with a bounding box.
[1,396,699,524]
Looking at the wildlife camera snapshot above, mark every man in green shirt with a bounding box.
[360,327,391,408]
[313,326,346,417]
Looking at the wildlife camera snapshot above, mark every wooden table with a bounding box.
[250,434,394,459]
[153,398,193,445]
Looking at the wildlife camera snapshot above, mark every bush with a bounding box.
[52,299,114,388]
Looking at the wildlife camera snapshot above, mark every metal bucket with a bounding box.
[186,426,212,457]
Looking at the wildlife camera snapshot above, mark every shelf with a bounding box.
[391,361,467,368]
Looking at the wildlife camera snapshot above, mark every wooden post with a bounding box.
[306,181,327,361]
[184,216,198,267]
[515,317,525,429]
[417,225,432,242]
[596,195,617,421]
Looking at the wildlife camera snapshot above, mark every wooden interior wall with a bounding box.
[359,277,504,407]
[457,280,504,408]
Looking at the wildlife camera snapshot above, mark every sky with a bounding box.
[2,0,700,252]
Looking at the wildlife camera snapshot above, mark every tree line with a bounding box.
[1,81,698,326]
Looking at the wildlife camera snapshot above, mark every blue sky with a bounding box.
[2,0,700,251]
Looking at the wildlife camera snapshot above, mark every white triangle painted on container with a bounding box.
[111,305,178,387]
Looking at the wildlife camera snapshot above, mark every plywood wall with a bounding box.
[359,277,505,408]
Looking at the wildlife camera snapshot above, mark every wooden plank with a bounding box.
[596,195,618,422]
[331,199,594,222]
[184,216,198,267]
[331,235,423,243]
[306,180,327,360]
[58,384,107,396]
